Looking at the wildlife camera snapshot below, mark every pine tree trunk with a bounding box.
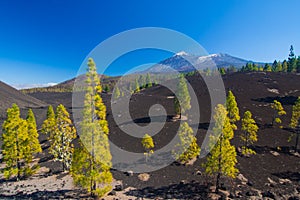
[216,137,222,193]
[16,134,21,181]
[295,131,299,152]
[216,172,221,193]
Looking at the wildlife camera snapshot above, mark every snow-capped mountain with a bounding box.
[144,52,265,73]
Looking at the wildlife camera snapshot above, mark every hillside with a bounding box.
[0,81,47,118]
[4,72,297,199]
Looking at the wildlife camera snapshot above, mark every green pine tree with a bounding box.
[146,73,153,88]
[289,97,300,152]
[240,111,258,156]
[50,104,76,171]
[172,122,200,164]
[2,104,29,180]
[134,78,140,93]
[204,104,238,192]
[225,90,240,130]
[42,105,56,136]
[174,74,191,118]
[71,58,113,197]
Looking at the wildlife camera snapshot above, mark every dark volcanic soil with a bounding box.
[1,72,300,199]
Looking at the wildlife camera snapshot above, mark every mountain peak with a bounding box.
[175,51,189,56]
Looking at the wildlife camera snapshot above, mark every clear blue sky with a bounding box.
[0,0,299,86]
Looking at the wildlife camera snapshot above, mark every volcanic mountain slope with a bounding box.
[20,72,300,199]
[0,81,47,117]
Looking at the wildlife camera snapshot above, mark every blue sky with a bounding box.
[0,0,299,87]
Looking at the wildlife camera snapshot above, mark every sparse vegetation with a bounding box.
[71,58,113,197]
[142,134,154,162]
[204,104,238,192]
[240,111,259,156]
[172,122,200,164]
[271,100,286,126]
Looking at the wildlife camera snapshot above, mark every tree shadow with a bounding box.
[190,122,210,130]
[251,96,298,106]
[0,189,88,199]
[249,145,294,155]
[125,181,208,199]
[272,171,300,182]
[119,115,175,126]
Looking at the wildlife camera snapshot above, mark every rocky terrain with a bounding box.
[0,72,299,199]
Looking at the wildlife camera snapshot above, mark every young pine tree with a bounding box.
[174,74,191,118]
[113,86,121,100]
[50,104,76,171]
[204,104,238,192]
[240,111,259,156]
[271,100,286,126]
[2,104,28,180]
[289,97,300,152]
[146,73,152,88]
[225,90,240,130]
[24,109,42,175]
[134,78,140,93]
[26,109,42,156]
[142,134,154,162]
[42,105,56,136]
[71,58,113,197]
[172,122,200,164]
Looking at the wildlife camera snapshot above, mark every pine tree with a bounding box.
[174,74,191,118]
[288,45,297,72]
[1,104,28,180]
[49,104,76,171]
[71,58,113,197]
[113,86,120,100]
[142,134,154,162]
[204,104,238,192]
[289,97,300,151]
[24,109,42,175]
[42,105,56,136]
[172,122,200,163]
[225,90,240,130]
[26,109,42,156]
[282,60,288,72]
[240,111,258,156]
[264,64,272,72]
[146,73,152,88]
[138,75,146,89]
[134,78,140,93]
[271,100,286,126]
[275,61,283,72]
[297,56,300,73]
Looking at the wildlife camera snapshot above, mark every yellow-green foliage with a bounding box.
[146,73,152,88]
[271,100,286,125]
[142,134,154,162]
[225,90,240,130]
[134,78,140,93]
[204,104,238,190]
[42,106,56,135]
[142,134,154,151]
[71,58,112,197]
[1,104,41,180]
[113,86,120,100]
[25,109,42,162]
[289,97,300,150]
[290,97,300,129]
[172,122,200,163]
[174,74,191,115]
[241,111,258,156]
